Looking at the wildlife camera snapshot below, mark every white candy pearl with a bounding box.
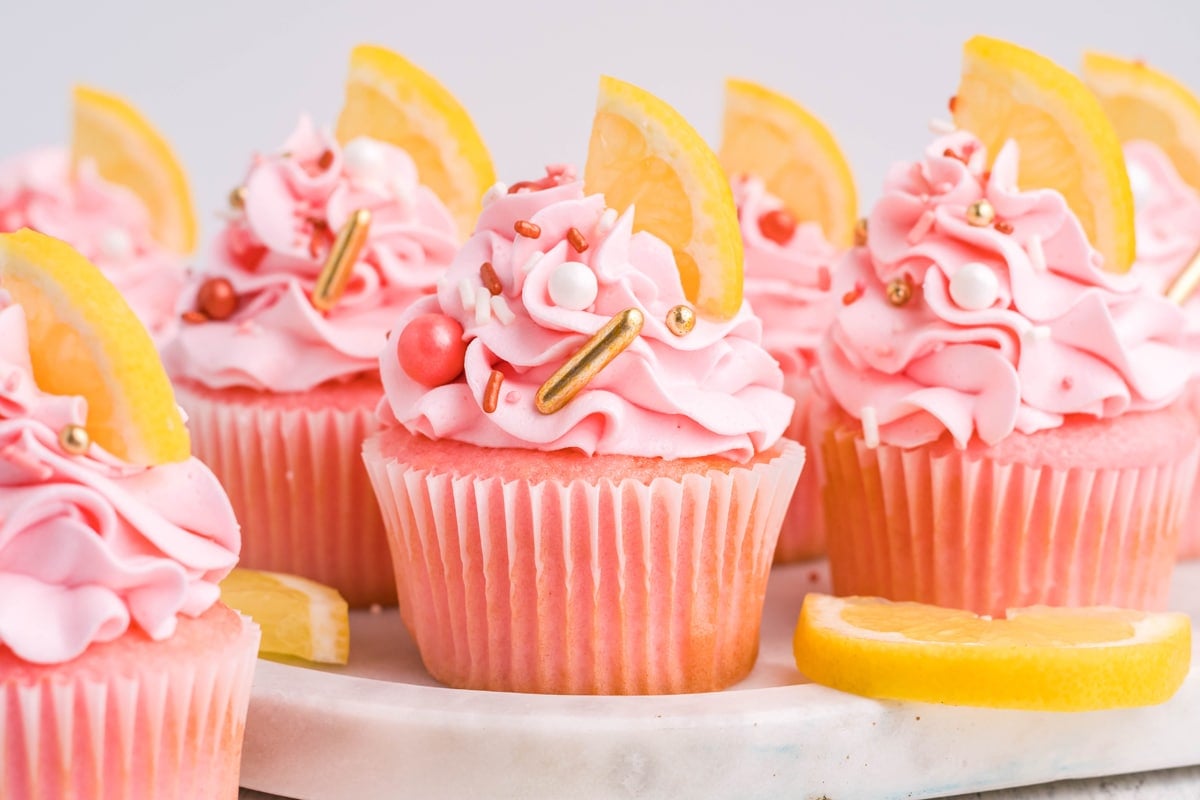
[342,139,387,180]
[98,228,134,262]
[1127,161,1152,209]
[548,261,598,311]
[949,261,1000,310]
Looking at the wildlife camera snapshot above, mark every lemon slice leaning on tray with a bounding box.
[336,44,496,241]
[220,568,350,665]
[584,76,744,321]
[952,35,1136,273]
[794,593,1191,712]
[719,77,858,248]
[0,229,190,465]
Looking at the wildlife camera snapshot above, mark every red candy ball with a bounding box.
[397,313,467,387]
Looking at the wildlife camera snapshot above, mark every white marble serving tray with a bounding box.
[239,561,1200,800]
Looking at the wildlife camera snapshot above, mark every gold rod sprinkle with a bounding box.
[311,208,372,312]
[535,308,644,414]
[1165,245,1200,306]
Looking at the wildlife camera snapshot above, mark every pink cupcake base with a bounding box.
[363,428,804,695]
[175,377,395,607]
[823,407,1200,616]
[0,604,259,800]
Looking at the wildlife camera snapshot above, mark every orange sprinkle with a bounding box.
[567,227,588,253]
[483,369,504,413]
[514,220,541,239]
[480,262,503,295]
[948,95,958,113]
[181,310,208,324]
[994,221,1014,235]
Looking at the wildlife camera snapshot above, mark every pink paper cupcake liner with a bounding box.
[176,379,395,607]
[773,375,826,563]
[363,433,804,695]
[0,607,259,800]
[822,424,1198,616]
[1178,383,1200,559]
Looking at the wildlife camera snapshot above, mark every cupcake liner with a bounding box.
[177,383,395,607]
[0,617,259,799]
[773,377,827,563]
[822,426,1198,616]
[1178,384,1200,559]
[363,436,804,695]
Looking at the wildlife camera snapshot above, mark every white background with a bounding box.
[2,0,1198,249]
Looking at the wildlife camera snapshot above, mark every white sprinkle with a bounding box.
[98,228,134,262]
[596,208,619,237]
[176,404,189,424]
[457,278,475,310]
[1091,251,1105,269]
[967,148,987,174]
[481,182,508,207]
[548,261,599,311]
[928,117,956,135]
[949,261,1000,310]
[474,286,492,325]
[861,406,880,449]
[491,294,516,325]
[1027,234,1046,272]
[1128,162,1152,209]
[517,251,543,280]
[342,138,387,181]
[1023,325,1051,343]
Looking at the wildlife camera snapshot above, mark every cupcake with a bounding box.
[0,86,196,344]
[0,230,256,799]
[719,78,856,562]
[164,46,493,608]
[364,77,802,695]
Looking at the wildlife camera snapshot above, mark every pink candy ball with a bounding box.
[397,313,467,387]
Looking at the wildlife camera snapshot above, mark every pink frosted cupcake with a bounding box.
[0,294,257,798]
[811,131,1200,616]
[1124,142,1200,557]
[163,118,461,607]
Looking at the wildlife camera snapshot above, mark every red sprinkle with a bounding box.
[842,283,864,305]
[196,277,239,321]
[758,208,797,245]
[507,180,540,194]
[317,149,335,170]
[567,227,589,253]
[308,218,332,258]
[1061,376,1074,391]
[480,261,503,295]
[817,266,832,292]
[943,148,967,164]
[981,170,992,184]
[994,221,1014,235]
[181,310,208,324]
[514,220,541,239]
[483,369,504,414]
[948,95,958,113]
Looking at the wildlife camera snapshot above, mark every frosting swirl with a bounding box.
[0,297,239,664]
[734,176,839,377]
[164,117,459,392]
[0,148,185,342]
[812,132,1194,449]
[379,172,793,462]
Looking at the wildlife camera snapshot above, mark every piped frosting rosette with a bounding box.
[164,117,460,392]
[379,170,793,463]
[0,298,239,665]
[812,132,1195,451]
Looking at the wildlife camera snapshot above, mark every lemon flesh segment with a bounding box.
[0,229,189,465]
[719,77,857,248]
[793,593,1191,711]
[220,568,350,665]
[71,85,197,254]
[335,44,495,241]
[1082,51,1200,194]
[953,35,1136,273]
[584,75,744,321]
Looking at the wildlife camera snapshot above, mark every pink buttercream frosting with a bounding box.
[0,148,185,341]
[163,117,459,392]
[734,176,839,377]
[0,297,239,665]
[812,132,1194,449]
[379,172,793,462]
[1125,140,1200,341]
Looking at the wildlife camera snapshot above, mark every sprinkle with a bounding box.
[1091,251,1106,269]
[480,262,503,295]
[514,220,541,239]
[505,391,520,404]
[181,310,207,324]
[942,148,967,164]
[311,209,372,312]
[994,221,1014,235]
[842,282,865,305]
[197,277,239,320]
[596,208,618,237]
[1024,325,1051,343]
[491,294,516,325]
[1061,376,1074,391]
[1027,234,1046,272]
[536,308,644,414]
[519,251,543,278]
[481,182,508,206]
[474,286,492,325]
[482,369,504,413]
[967,149,987,174]
[854,218,868,247]
[229,186,247,210]
[965,199,995,227]
[665,305,696,336]
[317,149,335,170]
[817,267,832,292]
[861,406,880,449]
[507,180,540,193]
[458,278,475,309]
[948,95,958,114]
[58,424,90,455]
[928,117,956,135]
[886,275,914,306]
[906,210,937,244]
[567,227,589,253]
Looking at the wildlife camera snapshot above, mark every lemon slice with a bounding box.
[719,78,857,248]
[335,44,496,241]
[953,36,1135,273]
[71,85,197,254]
[584,76,744,321]
[0,229,189,464]
[1082,51,1200,193]
[220,568,350,665]
[794,593,1191,711]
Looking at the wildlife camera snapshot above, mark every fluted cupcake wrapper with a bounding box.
[823,427,1198,616]
[363,436,804,695]
[0,619,259,800]
[774,377,828,563]
[1178,383,1200,559]
[176,383,395,607]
